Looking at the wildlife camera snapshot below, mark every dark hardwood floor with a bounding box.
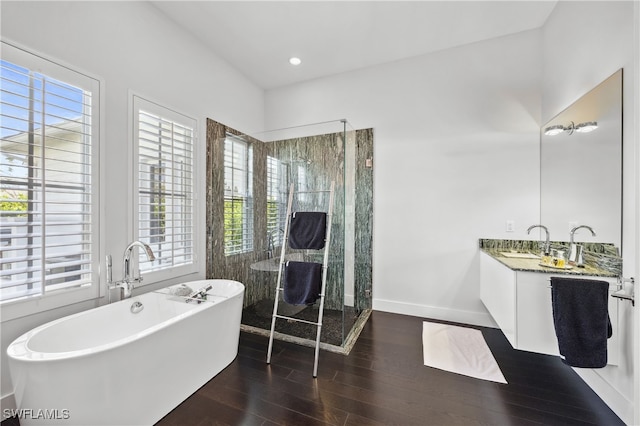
[156,311,624,426]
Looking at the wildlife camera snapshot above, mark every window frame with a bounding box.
[131,95,198,284]
[0,41,103,322]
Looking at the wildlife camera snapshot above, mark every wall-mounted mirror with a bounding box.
[540,69,622,250]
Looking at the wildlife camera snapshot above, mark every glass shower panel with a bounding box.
[260,120,347,347]
[206,118,372,350]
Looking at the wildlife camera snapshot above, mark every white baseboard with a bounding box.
[573,368,633,425]
[372,298,498,328]
[344,293,354,307]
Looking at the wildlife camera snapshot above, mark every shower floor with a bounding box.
[241,299,358,347]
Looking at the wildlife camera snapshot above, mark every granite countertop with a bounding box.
[479,239,621,278]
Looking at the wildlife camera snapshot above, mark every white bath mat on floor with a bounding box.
[422,322,507,384]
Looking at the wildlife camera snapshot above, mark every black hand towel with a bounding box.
[289,212,327,250]
[283,261,322,306]
[550,277,612,368]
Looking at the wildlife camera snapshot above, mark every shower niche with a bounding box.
[206,118,373,352]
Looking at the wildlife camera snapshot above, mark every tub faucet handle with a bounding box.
[106,255,113,284]
[130,275,144,285]
[115,280,134,299]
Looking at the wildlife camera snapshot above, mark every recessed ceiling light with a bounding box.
[289,57,302,66]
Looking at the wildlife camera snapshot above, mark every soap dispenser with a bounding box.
[568,244,584,266]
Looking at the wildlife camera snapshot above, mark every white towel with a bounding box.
[422,322,507,384]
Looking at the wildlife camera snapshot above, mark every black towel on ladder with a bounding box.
[289,212,327,250]
[283,261,322,305]
[550,277,612,368]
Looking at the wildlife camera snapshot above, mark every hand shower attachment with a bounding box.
[186,284,213,303]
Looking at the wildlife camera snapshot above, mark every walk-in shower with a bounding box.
[206,118,373,353]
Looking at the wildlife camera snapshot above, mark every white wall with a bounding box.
[0,1,264,409]
[266,30,542,326]
[634,4,640,424]
[542,1,637,423]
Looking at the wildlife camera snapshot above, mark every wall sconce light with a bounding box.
[544,124,565,136]
[574,121,598,133]
[544,121,598,136]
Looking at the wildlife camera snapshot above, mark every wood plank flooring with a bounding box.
[156,311,624,426]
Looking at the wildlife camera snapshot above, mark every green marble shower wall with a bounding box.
[206,118,373,313]
[354,129,374,313]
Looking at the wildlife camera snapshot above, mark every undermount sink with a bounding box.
[250,252,304,272]
[499,251,541,259]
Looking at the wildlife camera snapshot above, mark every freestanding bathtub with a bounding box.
[7,279,244,426]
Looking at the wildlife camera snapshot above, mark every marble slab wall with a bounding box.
[479,238,622,275]
[354,129,374,312]
[206,119,270,305]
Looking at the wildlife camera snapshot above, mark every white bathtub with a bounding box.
[7,279,244,426]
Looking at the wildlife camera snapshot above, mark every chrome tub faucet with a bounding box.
[265,228,284,259]
[123,241,156,285]
[266,230,276,259]
[107,241,156,301]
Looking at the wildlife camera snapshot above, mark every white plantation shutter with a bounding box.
[133,96,195,276]
[266,155,286,247]
[223,134,253,255]
[0,44,100,303]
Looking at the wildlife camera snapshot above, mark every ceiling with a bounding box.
[150,1,557,90]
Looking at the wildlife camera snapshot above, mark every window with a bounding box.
[297,164,309,203]
[0,43,100,306]
[266,156,287,247]
[223,134,253,255]
[133,96,195,278]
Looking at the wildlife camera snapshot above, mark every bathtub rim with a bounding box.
[6,279,244,362]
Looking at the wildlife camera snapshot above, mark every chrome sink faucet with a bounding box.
[107,241,156,301]
[568,225,596,266]
[527,224,550,254]
[570,225,596,245]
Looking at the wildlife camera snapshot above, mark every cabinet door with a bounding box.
[516,272,559,355]
[480,252,517,348]
[603,278,620,366]
[516,273,620,365]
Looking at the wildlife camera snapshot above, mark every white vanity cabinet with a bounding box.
[480,251,517,346]
[480,251,619,365]
[516,271,564,355]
